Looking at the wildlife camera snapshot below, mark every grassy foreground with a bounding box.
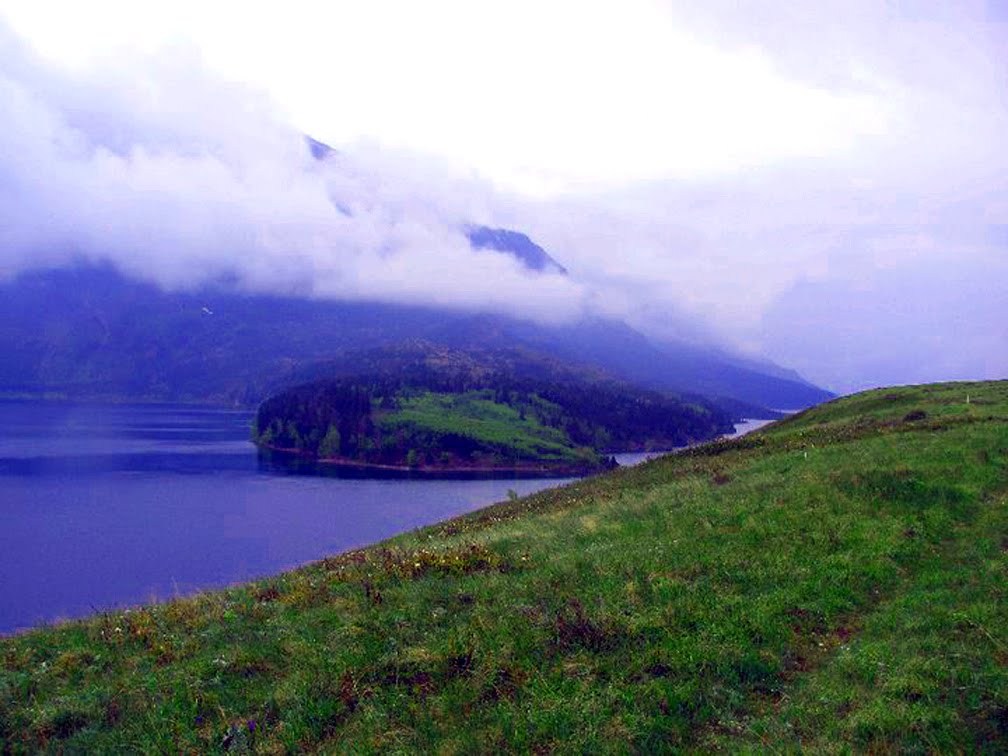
[2,381,1006,752]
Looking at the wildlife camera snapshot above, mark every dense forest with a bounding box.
[252,344,735,472]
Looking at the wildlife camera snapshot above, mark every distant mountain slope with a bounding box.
[304,135,335,160]
[0,265,831,411]
[465,226,568,274]
[429,315,830,411]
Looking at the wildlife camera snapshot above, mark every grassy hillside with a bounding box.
[1,380,1006,752]
[377,391,591,466]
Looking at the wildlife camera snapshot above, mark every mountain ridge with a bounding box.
[0,264,832,412]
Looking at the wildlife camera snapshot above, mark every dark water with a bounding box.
[0,400,576,635]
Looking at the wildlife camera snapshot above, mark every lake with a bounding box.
[0,401,771,635]
[0,400,580,635]
[609,418,774,467]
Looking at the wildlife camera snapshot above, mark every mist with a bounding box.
[0,24,589,324]
[491,1,1008,392]
[1,3,1005,394]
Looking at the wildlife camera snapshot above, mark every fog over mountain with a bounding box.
[0,3,1004,393]
[0,23,592,326]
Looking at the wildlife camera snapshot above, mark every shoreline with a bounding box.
[256,444,609,478]
[254,422,762,480]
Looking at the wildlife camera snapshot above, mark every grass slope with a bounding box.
[1,380,1006,752]
[378,391,589,465]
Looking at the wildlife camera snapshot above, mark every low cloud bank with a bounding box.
[1,8,1005,393]
[0,25,587,324]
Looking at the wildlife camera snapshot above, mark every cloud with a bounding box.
[0,6,1004,393]
[495,2,1008,390]
[761,250,1008,392]
[514,154,1006,391]
[0,0,895,195]
[0,24,588,324]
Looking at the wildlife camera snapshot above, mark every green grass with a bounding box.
[1,380,1006,753]
[378,391,591,463]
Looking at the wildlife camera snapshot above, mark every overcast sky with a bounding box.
[1,1,1005,392]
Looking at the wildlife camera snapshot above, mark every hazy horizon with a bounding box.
[1,1,1005,393]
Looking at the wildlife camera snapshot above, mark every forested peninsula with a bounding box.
[252,344,734,474]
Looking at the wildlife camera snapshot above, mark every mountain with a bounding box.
[304,135,336,160]
[446,316,831,412]
[465,226,568,274]
[0,264,831,411]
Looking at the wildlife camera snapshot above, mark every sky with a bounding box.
[0,0,1005,392]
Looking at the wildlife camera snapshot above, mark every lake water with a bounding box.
[610,417,774,467]
[0,400,579,635]
[0,401,771,635]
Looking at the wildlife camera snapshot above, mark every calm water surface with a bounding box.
[0,400,579,635]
